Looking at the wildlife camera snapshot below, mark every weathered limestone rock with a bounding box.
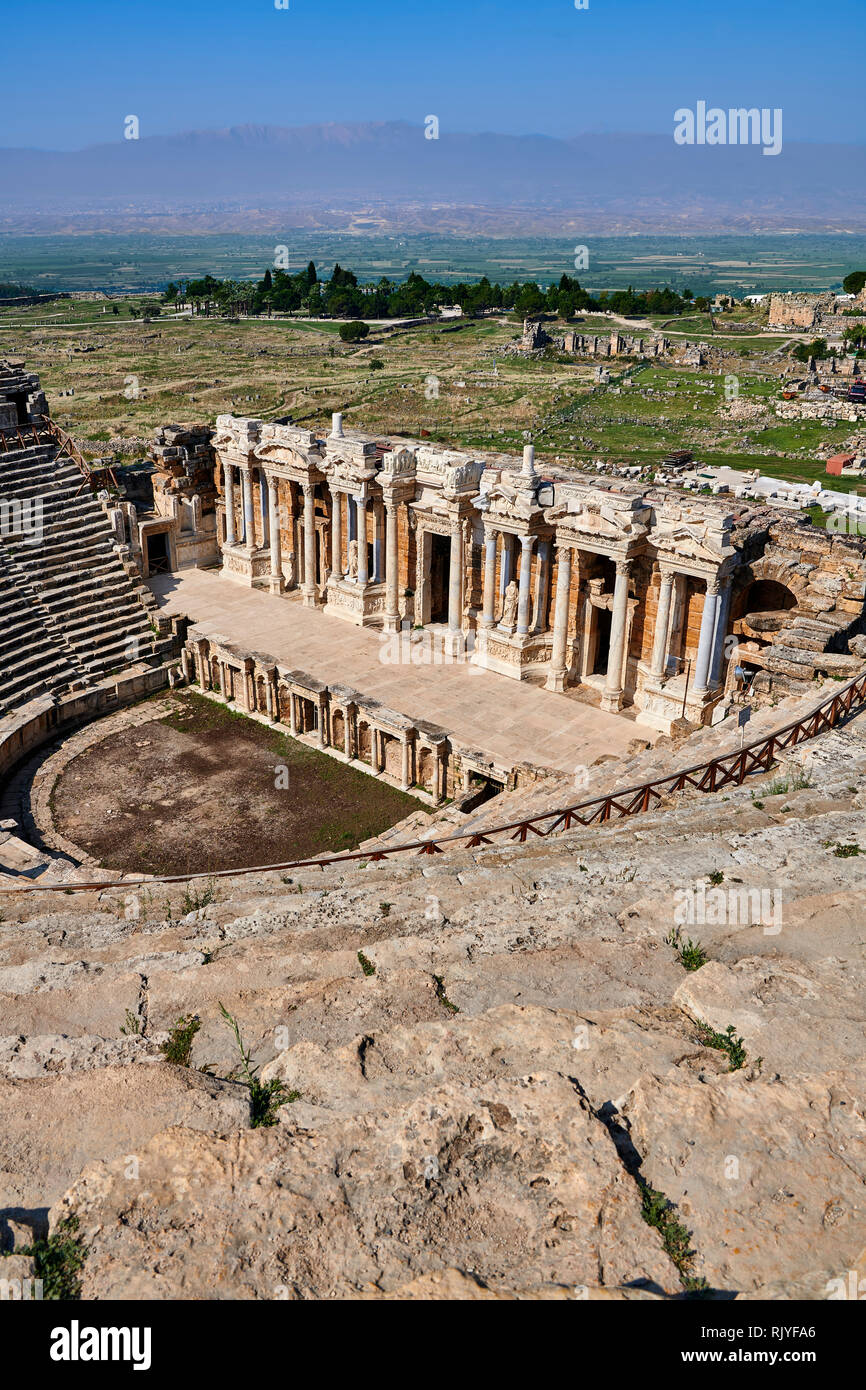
[57,1076,675,1300]
[0,1065,249,1215]
[622,1068,866,1294]
[672,956,866,1077]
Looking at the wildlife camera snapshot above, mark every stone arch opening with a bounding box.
[736,579,798,621]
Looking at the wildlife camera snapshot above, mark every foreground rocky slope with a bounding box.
[1,710,865,1299]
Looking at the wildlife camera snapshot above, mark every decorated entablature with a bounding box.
[207,412,866,733]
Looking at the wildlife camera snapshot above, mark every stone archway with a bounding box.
[734,577,799,623]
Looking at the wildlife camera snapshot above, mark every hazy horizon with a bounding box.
[6,0,864,150]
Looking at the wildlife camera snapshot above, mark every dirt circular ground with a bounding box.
[49,691,420,876]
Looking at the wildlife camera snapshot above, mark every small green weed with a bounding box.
[434,975,459,1014]
[218,1003,298,1128]
[160,1014,201,1067]
[694,1020,747,1072]
[22,1215,87,1300]
[664,928,708,972]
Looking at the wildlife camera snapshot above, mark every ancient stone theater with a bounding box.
[199,410,866,735]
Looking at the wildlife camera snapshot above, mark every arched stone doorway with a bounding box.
[734,578,798,622]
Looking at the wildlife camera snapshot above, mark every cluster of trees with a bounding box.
[160,264,699,323]
[790,323,866,362]
[791,338,833,363]
[842,271,866,296]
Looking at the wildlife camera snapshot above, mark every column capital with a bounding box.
[520,532,536,551]
[657,563,677,583]
[615,557,632,578]
[705,575,722,597]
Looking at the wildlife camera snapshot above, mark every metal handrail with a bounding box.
[4,665,866,895]
[0,419,118,491]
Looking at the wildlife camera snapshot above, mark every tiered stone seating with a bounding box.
[0,435,156,715]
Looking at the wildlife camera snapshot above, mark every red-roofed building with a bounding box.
[826,453,856,475]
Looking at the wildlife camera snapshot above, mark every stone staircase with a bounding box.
[0,437,157,716]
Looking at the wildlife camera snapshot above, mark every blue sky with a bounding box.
[5,0,864,149]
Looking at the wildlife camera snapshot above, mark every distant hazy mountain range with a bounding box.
[2,122,863,234]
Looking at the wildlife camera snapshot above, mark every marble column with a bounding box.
[603,560,631,710]
[401,736,411,790]
[355,495,368,585]
[709,578,732,688]
[373,501,383,583]
[545,544,572,691]
[650,568,675,678]
[448,519,463,633]
[516,535,535,636]
[223,460,236,547]
[259,473,269,546]
[693,579,721,694]
[241,468,254,548]
[268,478,282,592]
[384,501,400,632]
[499,533,513,604]
[302,483,317,607]
[533,539,551,633]
[481,527,497,628]
[330,487,343,580]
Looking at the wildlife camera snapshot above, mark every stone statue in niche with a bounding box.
[501,579,519,629]
[347,539,358,579]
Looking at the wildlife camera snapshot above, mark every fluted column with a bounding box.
[481,527,497,628]
[355,495,368,585]
[330,487,343,580]
[223,460,236,548]
[545,544,572,691]
[302,483,317,607]
[516,535,535,636]
[602,559,631,710]
[650,568,675,677]
[268,477,282,591]
[384,500,400,632]
[693,578,721,694]
[241,468,254,548]
[448,519,463,632]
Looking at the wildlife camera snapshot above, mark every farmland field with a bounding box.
[2,231,866,296]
